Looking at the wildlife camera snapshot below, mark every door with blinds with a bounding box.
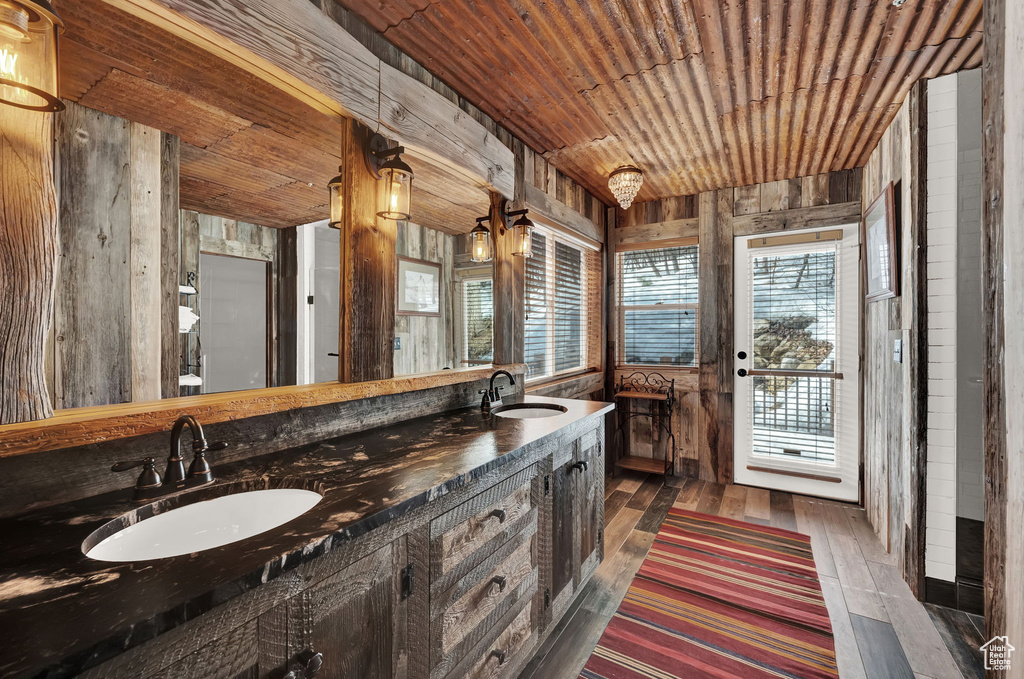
[733,225,860,501]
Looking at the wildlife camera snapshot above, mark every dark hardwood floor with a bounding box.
[518,472,985,679]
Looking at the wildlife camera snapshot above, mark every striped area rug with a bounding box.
[579,508,838,679]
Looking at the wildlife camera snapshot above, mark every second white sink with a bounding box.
[493,403,568,419]
[84,488,322,562]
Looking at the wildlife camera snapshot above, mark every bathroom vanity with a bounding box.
[0,395,611,679]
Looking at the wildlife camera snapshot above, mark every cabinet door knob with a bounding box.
[490,508,507,523]
[490,575,508,594]
[571,460,588,473]
[491,649,508,665]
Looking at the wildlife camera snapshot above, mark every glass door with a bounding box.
[733,225,860,501]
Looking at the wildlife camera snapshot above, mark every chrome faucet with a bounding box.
[480,370,517,414]
[113,415,227,501]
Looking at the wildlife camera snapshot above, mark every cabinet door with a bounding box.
[549,456,576,606]
[574,428,604,585]
[297,539,407,679]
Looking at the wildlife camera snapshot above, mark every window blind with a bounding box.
[748,247,839,462]
[617,244,699,367]
[463,278,493,364]
[525,227,600,381]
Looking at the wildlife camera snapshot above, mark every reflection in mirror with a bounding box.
[30,0,500,411]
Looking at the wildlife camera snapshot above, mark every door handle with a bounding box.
[737,368,748,377]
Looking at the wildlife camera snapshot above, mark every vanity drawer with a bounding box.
[464,601,534,679]
[438,532,534,655]
[431,469,536,578]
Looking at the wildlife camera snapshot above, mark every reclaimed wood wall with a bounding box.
[860,86,929,593]
[51,101,179,409]
[609,169,863,484]
[395,222,456,375]
[982,0,1024,656]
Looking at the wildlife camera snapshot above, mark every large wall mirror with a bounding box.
[38,0,493,411]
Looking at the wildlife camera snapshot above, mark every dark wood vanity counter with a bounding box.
[0,395,612,679]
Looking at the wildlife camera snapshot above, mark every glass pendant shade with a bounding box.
[327,166,343,229]
[377,155,413,221]
[0,0,63,112]
[470,222,492,263]
[608,166,644,209]
[511,215,534,257]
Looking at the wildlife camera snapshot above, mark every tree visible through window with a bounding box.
[617,244,699,367]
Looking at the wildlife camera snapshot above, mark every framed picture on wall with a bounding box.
[397,256,441,316]
[862,181,898,302]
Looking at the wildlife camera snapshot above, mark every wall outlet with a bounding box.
[893,338,903,363]
[394,336,402,351]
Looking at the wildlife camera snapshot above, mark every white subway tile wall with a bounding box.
[925,72,958,583]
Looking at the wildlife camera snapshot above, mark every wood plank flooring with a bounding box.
[518,474,984,679]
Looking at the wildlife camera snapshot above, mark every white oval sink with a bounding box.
[84,489,322,562]
[493,403,568,419]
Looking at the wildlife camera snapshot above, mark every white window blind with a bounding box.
[525,227,600,381]
[617,244,699,367]
[463,278,493,365]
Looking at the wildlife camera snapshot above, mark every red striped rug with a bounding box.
[579,508,838,679]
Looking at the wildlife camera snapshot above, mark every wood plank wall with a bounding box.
[51,101,179,409]
[860,87,929,593]
[982,0,1024,658]
[395,222,456,375]
[608,169,863,484]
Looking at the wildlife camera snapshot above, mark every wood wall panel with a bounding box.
[52,103,178,411]
[159,134,181,399]
[609,168,863,483]
[860,94,919,580]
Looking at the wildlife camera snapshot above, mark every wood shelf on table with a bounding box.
[615,455,671,474]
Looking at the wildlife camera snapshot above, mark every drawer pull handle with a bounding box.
[490,575,508,594]
[571,460,589,473]
[490,508,507,523]
[491,649,508,666]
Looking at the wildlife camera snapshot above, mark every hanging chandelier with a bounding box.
[608,166,644,209]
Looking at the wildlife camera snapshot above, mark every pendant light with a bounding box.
[366,132,413,221]
[508,209,535,258]
[327,165,343,228]
[608,166,644,209]
[0,0,63,112]
[470,217,493,263]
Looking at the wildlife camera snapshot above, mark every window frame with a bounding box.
[615,240,701,371]
[525,224,599,384]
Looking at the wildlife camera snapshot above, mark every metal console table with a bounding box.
[612,371,676,476]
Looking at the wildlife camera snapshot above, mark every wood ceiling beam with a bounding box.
[99,0,515,199]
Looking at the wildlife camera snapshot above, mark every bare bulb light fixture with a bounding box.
[365,132,413,221]
[608,166,644,209]
[470,217,493,263]
[0,0,63,112]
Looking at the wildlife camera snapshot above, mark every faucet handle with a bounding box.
[112,457,162,490]
[206,441,229,452]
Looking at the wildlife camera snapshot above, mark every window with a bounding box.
[525,227,601,381]
[617,242,699,367]
[462,277,493,365]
